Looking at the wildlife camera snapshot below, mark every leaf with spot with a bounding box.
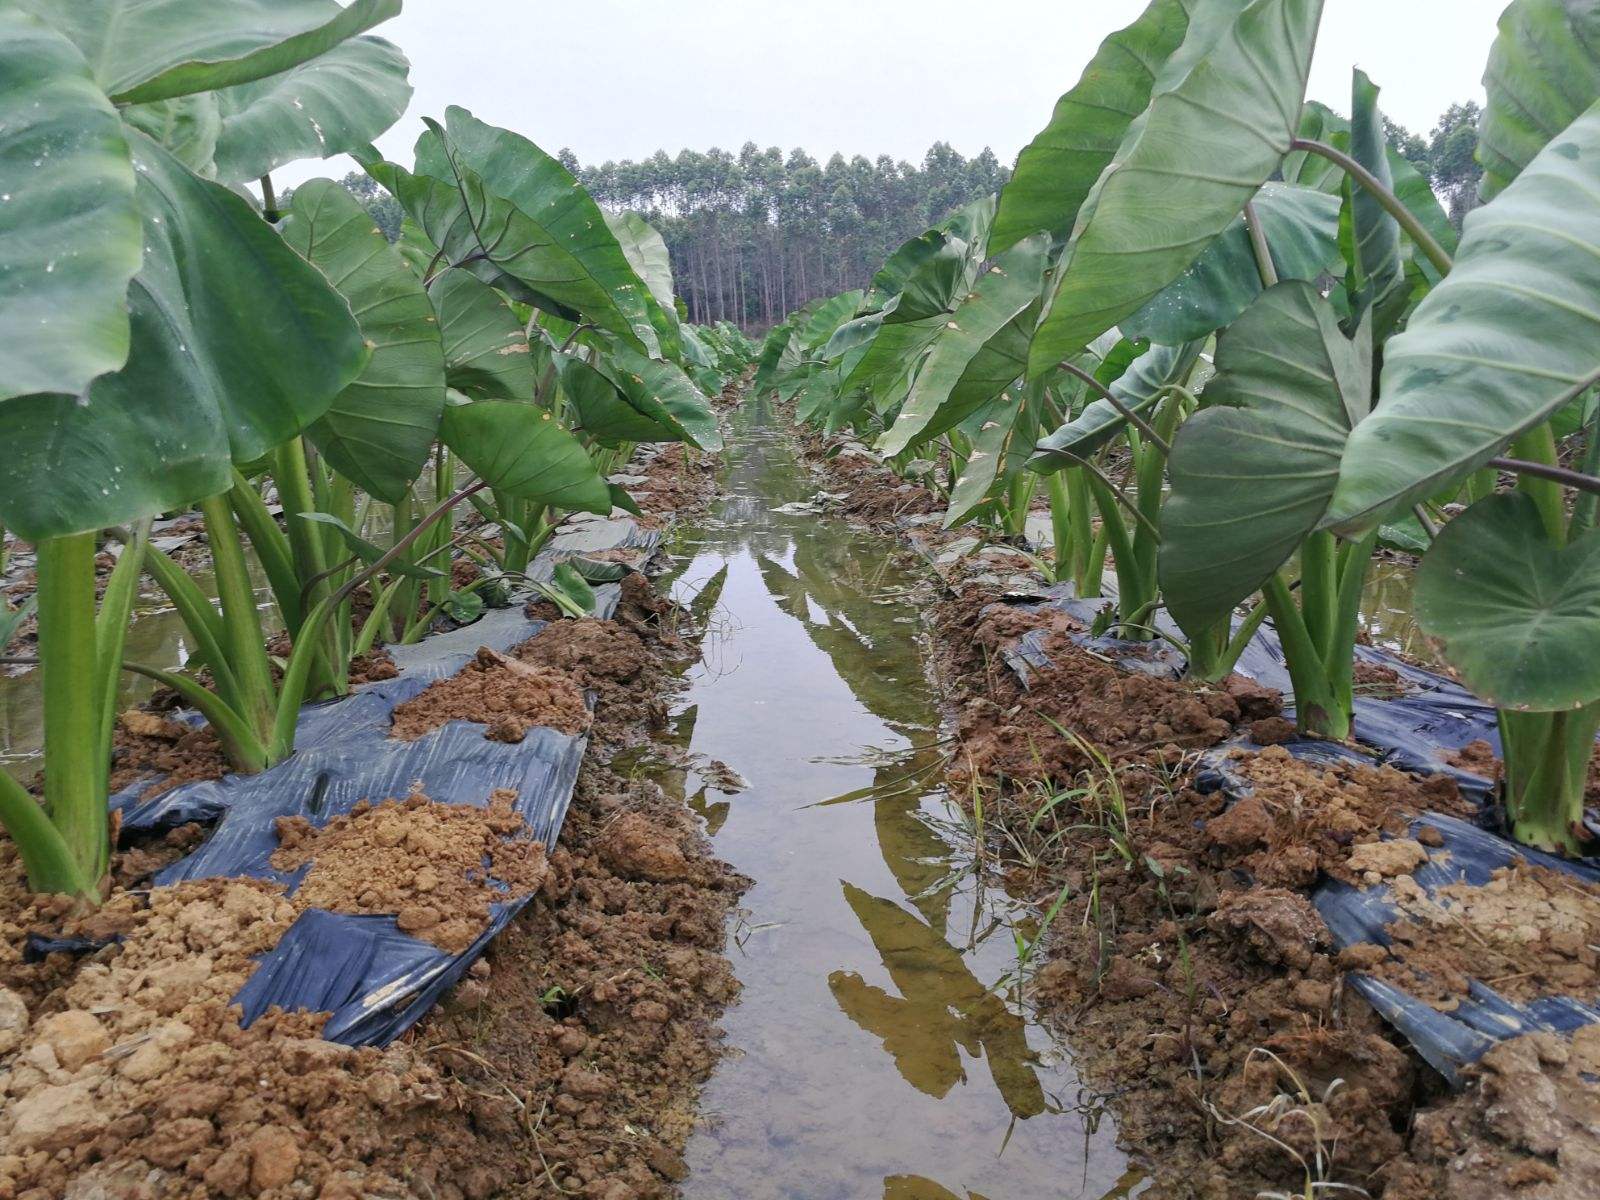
[428,270,536,400]
[0,12,142,403]
[876,234,1051,456]
[1478,0,1600,201]
[1119,181,1339,345]
[209,36,411,183]
[0,132,366,540]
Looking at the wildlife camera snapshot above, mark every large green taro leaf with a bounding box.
[589,344,721,451]
[798,291,865,352]
[210,36,411,183]
[558,352,674,446]
[990,0,1193,254]
[441,397,611,514]
[281,179,444,504]
[1415,493,1600,711]
[944,387,1046,527]
[0,13,142,402]
[411,109,660,355]
[1478,0,1600,201]
[21,0,400,105]
[428,270,535,400]
[1120,182,1339,344]
[1327,102,1600,533]
[876,235,1050,456]
[1027,0,1323,376]
[1160,281,1370,634]
[1030,339,1203,470]
[0,131,366,540]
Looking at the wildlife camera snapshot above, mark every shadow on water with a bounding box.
[647,395,1141,1199]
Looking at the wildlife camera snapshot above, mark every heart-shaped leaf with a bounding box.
[1160,281,1370,634]
[441,398,611,514]
[1027,0,1324,376]
[1415,493,1600,711]
[0,131,367,541]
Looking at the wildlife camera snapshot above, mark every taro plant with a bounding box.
[1323,4,1600,851]
[0,0,416,897]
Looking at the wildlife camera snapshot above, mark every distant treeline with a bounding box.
[564,143,1008,331]
[328,99,1482,332]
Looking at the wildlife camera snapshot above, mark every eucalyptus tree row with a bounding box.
[768,0,1600,855]
[0,0,748,899]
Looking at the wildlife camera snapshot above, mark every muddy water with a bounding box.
[0,562,277,782]
[648,397,1140,1200]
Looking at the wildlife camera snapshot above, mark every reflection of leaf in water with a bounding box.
[883,1175,995,1200]
[687,562,729,629]
[687,785,730,837]
[831,882,1047,1118]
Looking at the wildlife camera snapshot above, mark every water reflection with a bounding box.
[646,396,1132,1198]
[831,881,1047,1117]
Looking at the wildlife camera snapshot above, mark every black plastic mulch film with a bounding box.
[980,571,1596,1085]
[110,517,661,1048]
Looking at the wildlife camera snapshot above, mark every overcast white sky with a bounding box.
[280,0,1509,185]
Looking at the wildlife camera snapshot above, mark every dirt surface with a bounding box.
[1210,746,1473,888]
[1366,861,1600,1009]
[390,646,593,741]
[0,873,486,1200]
[631,443,718,523]
[1387,1031,1600,1199]
[801,436,941,524]
[787,412,1600,1200]
[0,420,749,1198]
[273,790,551,953]
[107,710,230,801]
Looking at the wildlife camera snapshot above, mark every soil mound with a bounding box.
[390,646,592,741]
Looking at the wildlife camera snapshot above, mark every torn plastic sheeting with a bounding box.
[231,902,527,1047]
[1312,813,1600,1085]
[113,592,619,832]
[992,581,1502,803]
[108,600,602,1048]
[150,717,587,888]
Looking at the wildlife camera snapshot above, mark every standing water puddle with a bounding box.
[645,398,1141,1200]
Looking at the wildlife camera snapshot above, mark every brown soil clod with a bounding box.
[271,789,550,953]
[389,645,593,741]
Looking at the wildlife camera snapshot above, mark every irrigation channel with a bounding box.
[633,394,1140,1199]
